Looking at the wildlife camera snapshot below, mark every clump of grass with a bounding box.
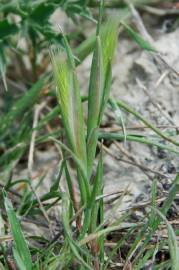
[50,2,119,268]
[49,3,179,270]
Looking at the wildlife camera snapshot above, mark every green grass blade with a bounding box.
[79,212,131,247]
[128,174,179,267]
[92,150,104,265]
[153,208,179,270]
[50,160,65,192]
[62,193,93,270]
[86,128,99,179]
[134,247,157,270]
[64,161,78,211]
[121,21,157,52]
[149,178,157,228]
[99,197,104,267]
[87,36,103,139]
[0,78,44,138]
[81,149,104,238]
[87,35,103,178]
[13,247,27,270]
[96,0,104,35]
[100,17,119,75]
[161,174,179,216]
[98,16,119,125]
[87,17,118,178]
[104,226,136,270]
[89,150,103,211]
[50,138,88,182]
[74,11,128,64]
[117,99,179,147]
[99,132,179,155]
[50,137,90,204]
[3,191,33,270]
[98,62,112,123]
[109,97,127,142]
[74,34,96,63]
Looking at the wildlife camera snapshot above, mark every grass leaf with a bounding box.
[13,247,27,270]
[87,36,103,139]
[99,132,179,155]
[0,79,44,138]
[116,99,179,147]
[87,36,103,177]
[61,193,93,270]
[100,17,119,75]
[3,191,33,270]
[87,17,118,178]
[121,21,157,52]
[153,208,179,270]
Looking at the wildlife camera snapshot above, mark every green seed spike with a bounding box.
[51,47,87,170]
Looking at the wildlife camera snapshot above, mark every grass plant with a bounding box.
[0,0,179,269]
